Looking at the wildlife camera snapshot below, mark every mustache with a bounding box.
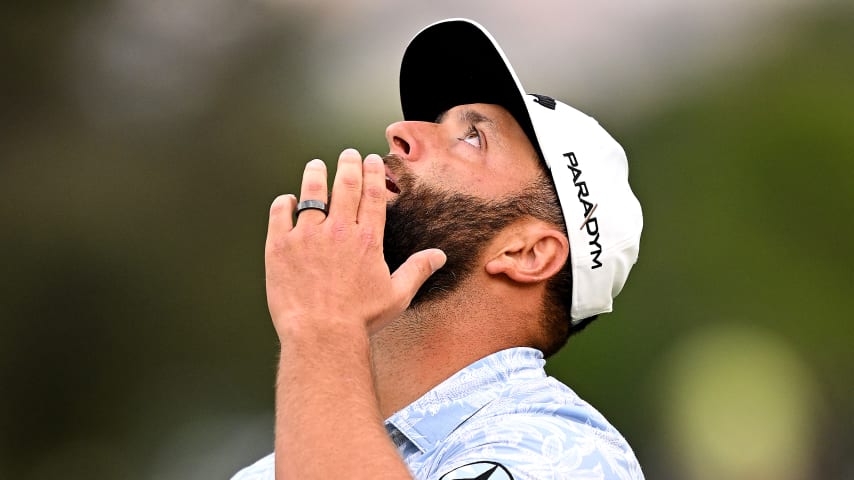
[382,153,404,169]
[381,153,416,193]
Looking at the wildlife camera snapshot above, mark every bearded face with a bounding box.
[382,154,535,307]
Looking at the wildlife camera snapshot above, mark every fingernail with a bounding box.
[429,250,447,272]
[364,154,382,164]
[307,159,325,169]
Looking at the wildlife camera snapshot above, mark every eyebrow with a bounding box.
[435,108,496,129]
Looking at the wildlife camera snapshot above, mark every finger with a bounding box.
[357,153,387,234]
[328,149,363,222]
[266,194,297,251]
[296,159,329,224]
[389,248,447,308]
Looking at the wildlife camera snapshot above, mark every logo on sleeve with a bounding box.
[439,461,514,480]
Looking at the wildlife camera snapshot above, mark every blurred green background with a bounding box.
[2,1,852,479]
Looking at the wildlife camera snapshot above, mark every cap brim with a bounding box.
[400,19,540,156]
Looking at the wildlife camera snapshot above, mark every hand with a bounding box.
[264,149,446,339]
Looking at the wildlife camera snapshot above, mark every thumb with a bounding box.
[389,248,446,306]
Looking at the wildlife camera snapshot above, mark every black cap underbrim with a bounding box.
[400,19,539,152]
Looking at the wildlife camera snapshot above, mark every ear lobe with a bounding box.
[485,226,569,284]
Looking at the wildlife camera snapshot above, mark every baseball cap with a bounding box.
[399,18,643,324]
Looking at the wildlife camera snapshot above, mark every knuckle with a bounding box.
[331,219,350,241]
[360,229,379,248]
[340,173,360,191]
[364,183,385,200]
[414,259,432,277]
[299,223,322,241]
[304,179,326,195]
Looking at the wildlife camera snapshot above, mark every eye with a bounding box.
[459,125,482,148]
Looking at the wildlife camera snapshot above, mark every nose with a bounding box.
[385,120,433,161]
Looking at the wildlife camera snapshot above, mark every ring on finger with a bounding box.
[295,199,329,218]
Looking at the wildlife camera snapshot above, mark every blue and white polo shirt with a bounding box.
[231,347,644,480]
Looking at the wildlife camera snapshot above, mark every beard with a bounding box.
[382,155,528,308]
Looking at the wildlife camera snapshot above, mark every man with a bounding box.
[233,18,644,480]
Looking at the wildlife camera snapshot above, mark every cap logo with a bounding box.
[531,94,556,110]
[579,203,598,230]
[563,152,603,269]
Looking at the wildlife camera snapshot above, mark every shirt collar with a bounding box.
[384,347,546,454]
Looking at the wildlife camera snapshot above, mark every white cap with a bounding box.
[399,18,643,324]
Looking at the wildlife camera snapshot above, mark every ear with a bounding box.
[485,220,569,284]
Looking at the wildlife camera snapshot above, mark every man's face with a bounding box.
[382,103,543,306]
[383,103,542,202]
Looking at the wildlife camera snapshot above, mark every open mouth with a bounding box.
[384,163,401,195]
[385,175,400,194]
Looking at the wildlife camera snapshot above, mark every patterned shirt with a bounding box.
[230,347,644,480]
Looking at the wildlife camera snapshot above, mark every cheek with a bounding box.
[428,166,484,194]
[421,162,463,190]
[442,164,519,198]
[417,148,515,196]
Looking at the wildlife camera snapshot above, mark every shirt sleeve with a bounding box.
[229,453,275,480]
[426,414,644,480]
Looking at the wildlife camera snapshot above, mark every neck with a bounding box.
[369,305,458,418]
[370,288,534,419]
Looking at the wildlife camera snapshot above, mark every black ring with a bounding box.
[295,199,329,217]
